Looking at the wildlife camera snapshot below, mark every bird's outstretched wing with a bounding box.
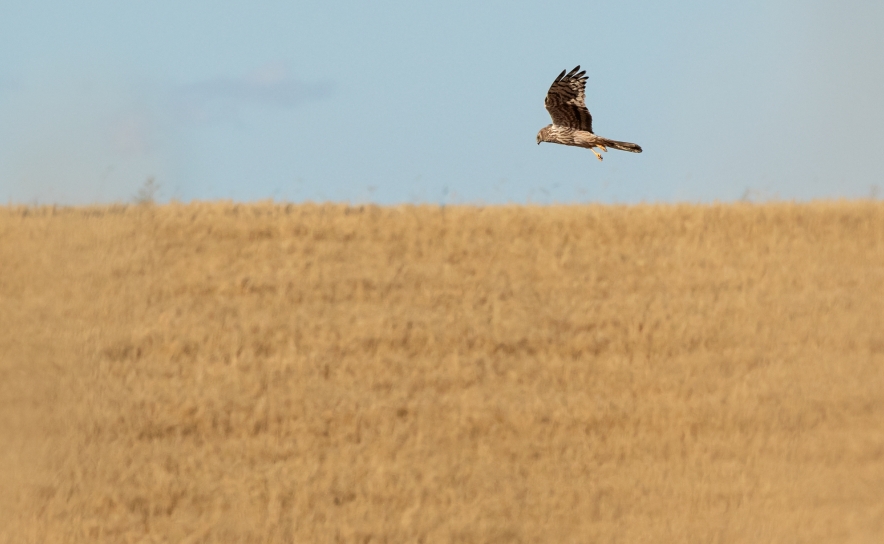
[544,66,593,133]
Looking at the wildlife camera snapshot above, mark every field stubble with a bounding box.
[1,202,883,543]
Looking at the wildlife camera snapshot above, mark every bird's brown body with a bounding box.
[537,125,642,155]
[537,66,641,161]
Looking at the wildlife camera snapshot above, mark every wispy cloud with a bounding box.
[104,110,155,156]
[0,64,335,204]
[0,76,19,93]
[172,63,333,125]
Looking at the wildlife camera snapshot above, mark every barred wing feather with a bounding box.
[544,66,593,133]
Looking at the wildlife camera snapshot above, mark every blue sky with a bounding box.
[1,1,882,205]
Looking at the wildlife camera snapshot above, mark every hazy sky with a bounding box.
[1,1,882,205]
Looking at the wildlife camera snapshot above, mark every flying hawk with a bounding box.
[537,66,642,161]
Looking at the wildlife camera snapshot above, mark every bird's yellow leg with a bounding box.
[591,148,604,161]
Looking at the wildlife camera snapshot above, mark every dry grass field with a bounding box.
[1,201,883,543]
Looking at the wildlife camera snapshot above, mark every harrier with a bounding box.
[537,66,642,161]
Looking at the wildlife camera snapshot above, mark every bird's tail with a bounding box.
[599,138,642,153]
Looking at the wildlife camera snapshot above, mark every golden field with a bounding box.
[1,201,883,543]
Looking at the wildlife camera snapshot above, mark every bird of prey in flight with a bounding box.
[537,66,642,161]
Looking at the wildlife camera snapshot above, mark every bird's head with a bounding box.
[536,125,551,145]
